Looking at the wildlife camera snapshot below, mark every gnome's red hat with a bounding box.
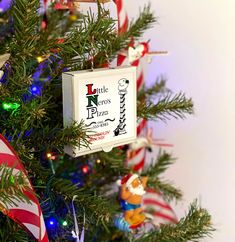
[117,174,139,187]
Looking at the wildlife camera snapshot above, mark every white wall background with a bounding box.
[80,1,235,241]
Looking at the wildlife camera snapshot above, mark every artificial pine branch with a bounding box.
[127,5,157,40]
[85,149,130,192]
[0,85,9,96]
[138,92,194,121]
[24,157,51,180]
[138,77,168,101]
[0,165,32,208]
[81,4,156,68]
[96,148,128,172]
[143,151,175,177]
[11,0,40,60]
[60,7,117,68]
[0,7,13,49]
[151,179,183,202]
[25,156,117,227]
[138,201,214,242]
[47,177,119,226]
[110,5,156,59]
[0,217,31,242]
[143,151,183,201]
[49,121,92,150]
[26,121,91,152]
[39,6,82,44]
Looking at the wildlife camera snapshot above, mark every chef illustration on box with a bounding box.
[114,78,129,136]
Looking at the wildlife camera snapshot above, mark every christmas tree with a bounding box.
[0,0,214,241]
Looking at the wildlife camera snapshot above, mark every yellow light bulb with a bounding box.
[47,153,52,159]
[37,56,43,63]
[69,15,78,21]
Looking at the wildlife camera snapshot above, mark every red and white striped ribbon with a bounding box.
[143,188,178,226]
[113,0,128,35]
[113,0,129,67]
[114,0,147,172]
[0,135,49,242]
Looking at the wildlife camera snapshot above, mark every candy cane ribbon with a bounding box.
[114,0,148,172]
[113,0,128,35]
[0,134,49,242]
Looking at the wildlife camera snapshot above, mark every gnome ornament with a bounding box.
[128,128,173,157]
[117,174,148,229]
[128,42,149,63]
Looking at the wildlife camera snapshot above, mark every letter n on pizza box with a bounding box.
[62,66,137,157]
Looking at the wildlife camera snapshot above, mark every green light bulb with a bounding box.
[2,103,11,110]
[62,221,68,226]
[2,102,20,112]
[9,175,15,184]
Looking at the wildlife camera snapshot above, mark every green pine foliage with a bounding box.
[0,217,31,242]
[0,0,213,241]
[142,151,183,202]
[0,166,32,207]
[138,201,214,242]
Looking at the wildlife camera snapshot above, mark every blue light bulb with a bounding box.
[0,0,12,13]
[30,83,42,96]
[47,217,57,228]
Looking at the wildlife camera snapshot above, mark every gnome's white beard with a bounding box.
[128,184,146,196]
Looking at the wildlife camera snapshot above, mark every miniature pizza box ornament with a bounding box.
[62,66,137,157]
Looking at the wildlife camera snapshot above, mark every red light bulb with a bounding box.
[82,165,89,174]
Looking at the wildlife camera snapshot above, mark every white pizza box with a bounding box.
[62,66,137,157]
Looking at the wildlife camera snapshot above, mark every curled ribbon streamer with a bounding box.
[71,195,85,242]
